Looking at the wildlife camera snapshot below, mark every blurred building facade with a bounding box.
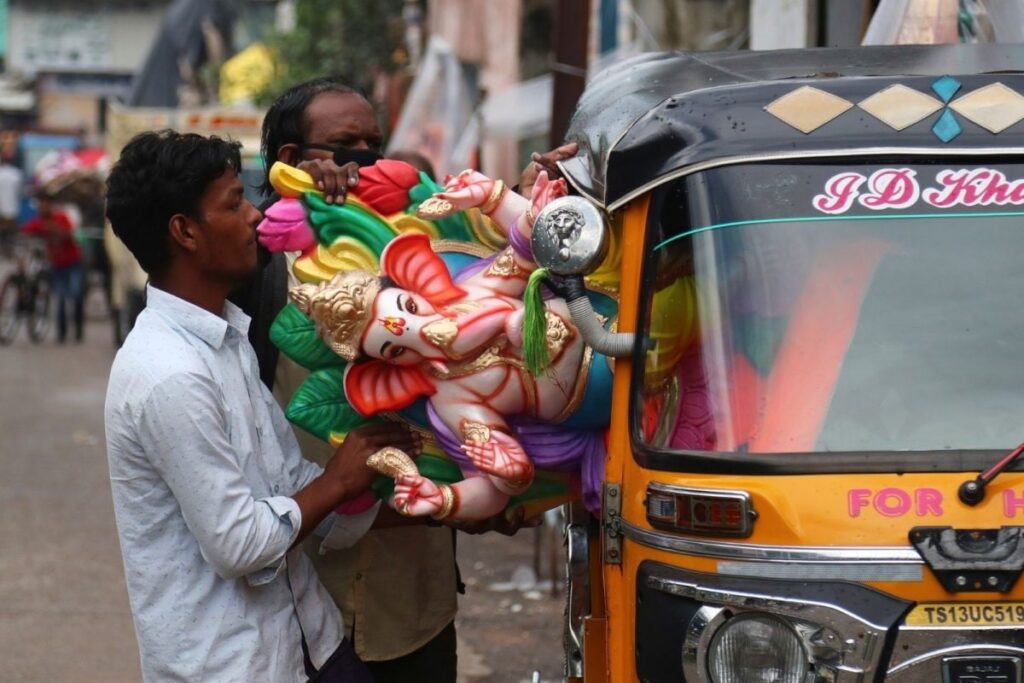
[6,0,171,141]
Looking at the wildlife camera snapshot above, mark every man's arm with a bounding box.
[138,373,416,580]
[290,422,421,547]
[138,373,300,580]
[517,142,578,199]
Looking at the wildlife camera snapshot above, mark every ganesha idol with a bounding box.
[257,159,620,522]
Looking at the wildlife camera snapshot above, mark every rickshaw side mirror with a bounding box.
[532,196,636,358]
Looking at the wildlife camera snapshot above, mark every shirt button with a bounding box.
[273,485,280,494]
[355,572,363,581]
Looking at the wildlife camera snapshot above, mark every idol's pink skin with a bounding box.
[460,431,533,483]
[257,198,316,253]
[362,287,517,376]
[436,171,568,267]
[393,475,511,520]
[435,169,530,241]
[393,474,443,517]
[283,169,578,521]
[374,172,580,520]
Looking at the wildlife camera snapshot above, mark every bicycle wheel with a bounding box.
[27,275,52,343]
[0,276,18,344]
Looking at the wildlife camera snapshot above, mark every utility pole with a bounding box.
[549,0,591,148]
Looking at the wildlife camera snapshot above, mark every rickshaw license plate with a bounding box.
[906,602,1024,627]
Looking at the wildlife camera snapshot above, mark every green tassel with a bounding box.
[523,267,551,376]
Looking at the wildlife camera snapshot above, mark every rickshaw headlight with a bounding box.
[707,613,809,683]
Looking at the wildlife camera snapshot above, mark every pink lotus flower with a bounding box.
[257,198,315,253]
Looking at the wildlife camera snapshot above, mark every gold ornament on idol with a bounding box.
[479,180,508,215]
[366,446,419,479]
[431,483,457,520]
[415,196,457,219]
[290,270,380,362]
[461,421,492,444]
[422,317,459,353]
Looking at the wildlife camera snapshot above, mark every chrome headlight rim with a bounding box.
[685,607,845,683]
[706,612,811,683]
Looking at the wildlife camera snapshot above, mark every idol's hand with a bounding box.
[435,170,501,213]
[461,431,534,490]
[393,474,443,517]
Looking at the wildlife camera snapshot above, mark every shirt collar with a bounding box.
[146,284,251,348]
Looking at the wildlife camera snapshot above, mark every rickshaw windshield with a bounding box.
[637,162,1024,457]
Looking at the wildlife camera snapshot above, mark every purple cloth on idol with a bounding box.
[454,255,494,282]
[426,402,605,512]
[507,225,534,261]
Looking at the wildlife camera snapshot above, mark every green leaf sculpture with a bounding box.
[269,303,344,371]
[286,367,373,441]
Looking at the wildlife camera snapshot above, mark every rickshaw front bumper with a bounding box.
[637,561,1024,683]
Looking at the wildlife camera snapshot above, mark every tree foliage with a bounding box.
[256,0,406,104]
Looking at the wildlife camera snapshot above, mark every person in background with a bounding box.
[0,153,23,256]
[104,129,420,682]
[21,193,83,343]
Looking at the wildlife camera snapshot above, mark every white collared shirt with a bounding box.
[104,285,376,682]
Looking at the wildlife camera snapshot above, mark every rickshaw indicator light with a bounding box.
[645,484,754,537]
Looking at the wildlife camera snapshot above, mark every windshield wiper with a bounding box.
[958,442,1024,506]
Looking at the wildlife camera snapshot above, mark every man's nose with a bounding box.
[248,203,263,226]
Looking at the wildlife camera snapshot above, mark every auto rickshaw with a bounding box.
[550,43,1024,683]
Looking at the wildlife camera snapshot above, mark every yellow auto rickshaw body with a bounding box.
[557,44,1024,683]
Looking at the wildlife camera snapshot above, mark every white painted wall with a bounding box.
[750,0,814,50]
[8,4,165,75]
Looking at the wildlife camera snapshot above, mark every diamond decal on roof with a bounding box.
[949,82,1024,133]
[764,86,853,134]
[932,109,962,143]
[857,85,943,131]
[931,76,962,103]
[928,76,964,143]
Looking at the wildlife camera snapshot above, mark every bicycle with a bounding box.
[0,238,52,344]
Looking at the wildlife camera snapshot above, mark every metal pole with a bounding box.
[549,0,591,148]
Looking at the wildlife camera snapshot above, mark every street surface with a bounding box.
[0,285,566,682]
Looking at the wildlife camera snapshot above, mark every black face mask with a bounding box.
[300,144,382,168]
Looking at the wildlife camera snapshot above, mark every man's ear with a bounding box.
[277,143,300,167]
[168,213,200,253]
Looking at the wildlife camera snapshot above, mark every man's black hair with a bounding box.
[259,76,362,196]
[105,130,242,275]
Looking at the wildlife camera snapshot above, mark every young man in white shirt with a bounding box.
[104,129,419,682]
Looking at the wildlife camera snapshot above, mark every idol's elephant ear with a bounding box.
[380,233,466,307]
[343,360,436,417]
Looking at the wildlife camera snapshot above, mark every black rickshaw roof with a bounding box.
[560,44,1024,211]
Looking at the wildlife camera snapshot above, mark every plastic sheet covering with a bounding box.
[964,0,1024,43]
[478,74,552,139]
[386,36,474,179]
[862,0,959,45]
